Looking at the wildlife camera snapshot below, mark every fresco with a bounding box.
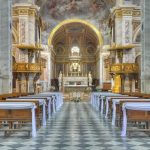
[12,0,141,44]
[33,0,115,44]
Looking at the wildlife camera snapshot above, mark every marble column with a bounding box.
[141,0,150,93]
[49,45,53,88]
[0,0,12,94]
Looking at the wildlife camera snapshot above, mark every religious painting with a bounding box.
[33,0,116,44]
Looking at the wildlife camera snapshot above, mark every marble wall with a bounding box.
[141,0,150,93]
[0,0,12,94]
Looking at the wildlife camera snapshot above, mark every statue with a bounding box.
[70,62,80,72]
[58,71,63,91]
[88,71,92,86]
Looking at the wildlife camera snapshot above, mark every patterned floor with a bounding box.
[0,102,150,150]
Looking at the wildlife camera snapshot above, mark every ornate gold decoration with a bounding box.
[17,44,43,51]
[112,75,121,93]
[113,8,141,18]
[13,63,42,73]
[122,9,132,16]
[115,10,122,18]
[48,19,103,46]
[133,10,141,17]
[111,64,122,72]
[110,63,139,74]
[12,5,38,17]
[108,44,135,51]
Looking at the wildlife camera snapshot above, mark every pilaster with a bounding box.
[141,0,150,93]
[0,0,12,94]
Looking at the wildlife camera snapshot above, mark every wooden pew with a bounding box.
[99,93,123,114]
[5,99,46,128]
[19,96,52,119]
[105,96,139,119]
[101,82,111,91]
[0,102,37,137]
[142,94,150,99]
[128,92,144,97]
[112,99,150,127]
[121,102,150,137]
[0,93,21,100]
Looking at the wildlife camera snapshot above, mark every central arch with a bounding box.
[48,19,103,46]
[48,19,104,100]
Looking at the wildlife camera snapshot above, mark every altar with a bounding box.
[62,76,90,101]
[57,46,93,101]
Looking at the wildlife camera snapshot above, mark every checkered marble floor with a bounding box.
[1,102,150,150]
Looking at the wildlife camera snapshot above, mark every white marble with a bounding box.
[0,0,12,94]
[141,0,150,93]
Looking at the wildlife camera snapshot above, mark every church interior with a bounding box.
[1,0,150,149]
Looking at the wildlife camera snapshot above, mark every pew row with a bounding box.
[6,99,46,127]
[0,102,36,137]
[0,93,28,100]
[104,96,138,119]
[111,99,150,127]
[91,92,122,112]
[121,102,150,137]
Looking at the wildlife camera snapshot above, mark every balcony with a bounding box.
[110,63,139,74]
[17,44,43,51]
[13,63,42,73]
[108,44,135,51]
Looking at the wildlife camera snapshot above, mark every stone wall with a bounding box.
[0,0,12,94]
[141,0,150,93]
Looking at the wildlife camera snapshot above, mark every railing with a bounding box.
[13,63,42,73]
[110,63,139,74]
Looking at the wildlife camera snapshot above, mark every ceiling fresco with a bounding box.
[12,0,141,44]
[32,0,115,44]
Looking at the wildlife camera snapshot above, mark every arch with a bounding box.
[12,26,19,43]
[133,25,141,43]
[135,55,141,67]
[48,19,103,46]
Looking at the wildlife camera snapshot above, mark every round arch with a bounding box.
[133,25,141,43]
[48,19,103,46]
[12,26,19,43]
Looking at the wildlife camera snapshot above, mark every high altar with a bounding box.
[57,46,93,100]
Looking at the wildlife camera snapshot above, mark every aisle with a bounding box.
[1,102,150,150]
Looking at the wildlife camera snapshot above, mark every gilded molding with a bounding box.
[133,10,141,17]
[113,8,141,18]
[17,44,43,51]
[13,8,37,17]
[110,63,139,74]
[48,19,103,46]
[13,63,42,73]
[108,44,135,51]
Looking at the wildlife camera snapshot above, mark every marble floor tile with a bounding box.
[0,102,150,150]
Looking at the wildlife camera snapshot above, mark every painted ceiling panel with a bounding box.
[12,0,141,44]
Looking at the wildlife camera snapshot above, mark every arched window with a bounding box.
[71,46,80,56]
